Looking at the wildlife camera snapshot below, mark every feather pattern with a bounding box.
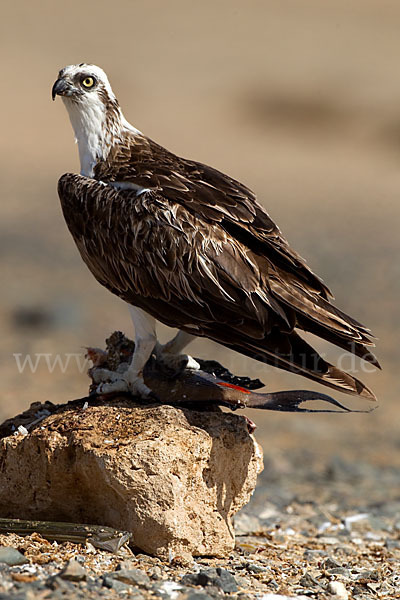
[54,63,379,401]
[58,171,379,401]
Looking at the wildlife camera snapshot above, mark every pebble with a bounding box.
[2,590,38,600]
[181,568,238,593]
[298,573,321,588]
[323,557,341,569]
[0,451,398,600]
[326,567,351,577]
[258,595,310,600]
[149,566,163,579]
[235,575,253,588]
[59,558,87,581]
[0,547,28,566]
[246,562,269,573]
[47,574,77,591]
[303,549,327,561]
[354,569,379,581]
[110,567,150,587]
[102,574,131,593]
[134,555,161,565]
[327,580,348,599]
[385,538,400,549]
[170,552,194,568]
[180,592,215,600]
[317,536,340,545]
[151,580,184,599]
[343,513,369,530]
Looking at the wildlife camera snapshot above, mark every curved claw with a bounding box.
[93,368,155,400]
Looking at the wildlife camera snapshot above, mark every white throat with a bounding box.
[62,97,140,177]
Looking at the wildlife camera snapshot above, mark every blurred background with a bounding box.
[0,1,399,486]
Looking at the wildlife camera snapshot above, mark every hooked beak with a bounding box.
[52,78,75,101]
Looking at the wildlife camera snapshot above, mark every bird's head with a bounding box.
[52,64,135,176]
[52,63,116,107]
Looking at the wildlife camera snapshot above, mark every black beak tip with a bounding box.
[51,82,58,101]
[52,78,69,102]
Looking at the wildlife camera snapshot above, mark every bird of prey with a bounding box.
[52,63,379,400]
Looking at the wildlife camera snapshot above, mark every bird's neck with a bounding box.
[63,98,140,178]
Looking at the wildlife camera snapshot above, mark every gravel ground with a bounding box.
[1,3,400,598]
[0,449,398,600]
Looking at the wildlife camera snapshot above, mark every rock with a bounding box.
[180,592,215,600]
[169,552,194,567]
[246,562,269,573]
[354,569,379,581]
[1,590,38,600]
[103,574,136,593]
[110,567,150,587]
[59,558,87,581]
[304,549,327,561]
[46,575,76,592]
[323,557,341,569]
[102,574,132,593]
[0,401,263,558]
[385,538,400,550]
[327,567,351,577]
[327,580,348,599]
[256,595,309,600]
[181,567,238,593]
[149,566,163,579]
[298,573,321,588]
[0,547,28,566]
[151,581,185,599]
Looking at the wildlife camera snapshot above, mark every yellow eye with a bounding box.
[82,76,95,88]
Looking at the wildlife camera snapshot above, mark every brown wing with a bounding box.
[94,135,333,299]
[58,173,379,400]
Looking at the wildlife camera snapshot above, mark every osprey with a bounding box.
[53,63,380,400]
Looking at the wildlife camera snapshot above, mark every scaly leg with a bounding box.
[94,307,157,397]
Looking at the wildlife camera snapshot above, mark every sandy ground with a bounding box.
[1,1,399,477]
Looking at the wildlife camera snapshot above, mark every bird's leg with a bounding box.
[159,330,195,354]
[155,330,200,376]
[95,307,157,398]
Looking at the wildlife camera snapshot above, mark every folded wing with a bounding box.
[58,171,379,400]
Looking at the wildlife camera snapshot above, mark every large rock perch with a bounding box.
[0,401,263,558]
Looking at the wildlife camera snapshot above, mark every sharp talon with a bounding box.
[91,365,155,400]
